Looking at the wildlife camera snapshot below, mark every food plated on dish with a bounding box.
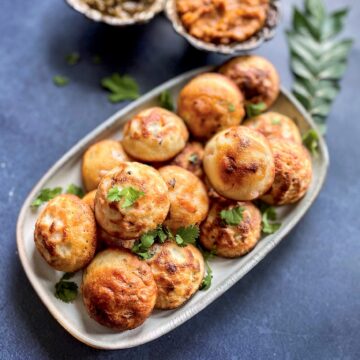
[17,56,328,349]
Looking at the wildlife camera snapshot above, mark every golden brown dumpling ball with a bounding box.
[171,142,204,178]
[244,112,302,144]
[200,200,262,257]
[158,166,209,231]
[177,73,245,139]
[97,227,136,250]
[82,190,97,211]
[82,248,157,330]
[34,194,96,272]
[261,139,312,205]
[122,107,189,162]
[95,162,170,239]
[219,55,280,110]
[146,242,204,309]
[203,126,275,201]
[82,139,130,192]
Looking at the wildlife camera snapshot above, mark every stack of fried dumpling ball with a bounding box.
[34,55,313,331]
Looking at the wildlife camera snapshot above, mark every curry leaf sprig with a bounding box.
[286,0,353,134]
[54,272,78,303]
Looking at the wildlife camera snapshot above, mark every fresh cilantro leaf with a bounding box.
[302,129,319,156]
[175,225,199,247]
[101,73,140,103]
[31,187,62,208]
[66,184,85,198]
[61,272,76,280]
[54,273,78,303]
[200,260,213,290]
[53,75,70,87]
[159,90,174,111]
[65,52,80,65]
[92,54,102,64]
[272,117,281,125]
[220,206,245,226]
[246,102,266,117]
[228,102,235,112]
[260,204,282,235]
[107,186,144,208]
[188,153,199,165]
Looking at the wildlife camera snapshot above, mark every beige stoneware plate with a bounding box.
[16,66,329,350]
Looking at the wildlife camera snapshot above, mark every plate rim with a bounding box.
[16,66,329,350]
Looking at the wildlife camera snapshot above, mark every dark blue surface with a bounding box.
[1,0,360,359]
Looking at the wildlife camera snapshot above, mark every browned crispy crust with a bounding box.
[97,227,136,250]
[244,112,302,144]
[261,139,313,205]
[82,190,97,211]
[82,139,130,192]
[178,73,245,139]
[200,200,262,257]
[82,248,157,330]
[158,165,209,231]
[34,194,97,272]
[219,55,280,109]
[171,141,205,178]
[146,242,205,309]
[203,126,275,200]
[94,163,170,239]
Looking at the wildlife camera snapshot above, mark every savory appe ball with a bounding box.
[82,248,157,330]
[171,142,204,178]
[146,242,205,309]
[261,139,312,205]
[244,112,302,144]
[177,73,245,139]
[97,227,136,250]
[219,55,280,110]
[122,107,189,162]
[82,139,130,191]
[158,166,209,231]
[200,200,262,258]
[82,190,97,211]
[95,162,170,239]
[203,126,275,201]
[34,194,96,272]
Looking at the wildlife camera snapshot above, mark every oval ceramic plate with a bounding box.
[16,66,329,350]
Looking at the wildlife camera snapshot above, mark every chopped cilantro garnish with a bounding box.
[101,73,139,103]
[220,206,245,226]
[107,186,144,208]
[175,225,200,247]
[65,52,80,65]
[53,75,70,87]
[302,129,319,156]
[66,184,84,198]
[159,90,174,111]
[246,102,266,117]
[31,187,62,208]
[54,272,78,303]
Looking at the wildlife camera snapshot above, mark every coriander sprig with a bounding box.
[175,225,199,247]
[258,203,282,235]
[107,186,144,208]
[54,272,78,303]
[31,187,63,208]
[302,129,320,156]
[220,206,245,226]
[159,90,174,111]
[199,247,216,291]
[101,73,140,103]
[286,0,353,134]
[245,102,266,118]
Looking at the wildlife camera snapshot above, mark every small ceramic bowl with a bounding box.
[65,0,166,26]
[165,0,281,55]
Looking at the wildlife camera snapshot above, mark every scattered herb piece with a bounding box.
[53,75,70,87]
[272,118,281,125]
[54,272,78,303]
[159,90,174,111]
[131,226,169,259]
[220,206,245,226]
[246,102,266,117]
[260,204,282,235]
[107,186,144,208]
[286,0,352,134]
[199,247,216,291]
[101,73,140,103]
[228,103,235,112]
[302,129,319,156]
[66,184,85,198]
[31,187,62,208]
[92,54,102,64]
[188,153,199,165]
[175,225,200,247]
[65,52,80,65]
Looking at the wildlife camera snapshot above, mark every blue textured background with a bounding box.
[1,0,359,359]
